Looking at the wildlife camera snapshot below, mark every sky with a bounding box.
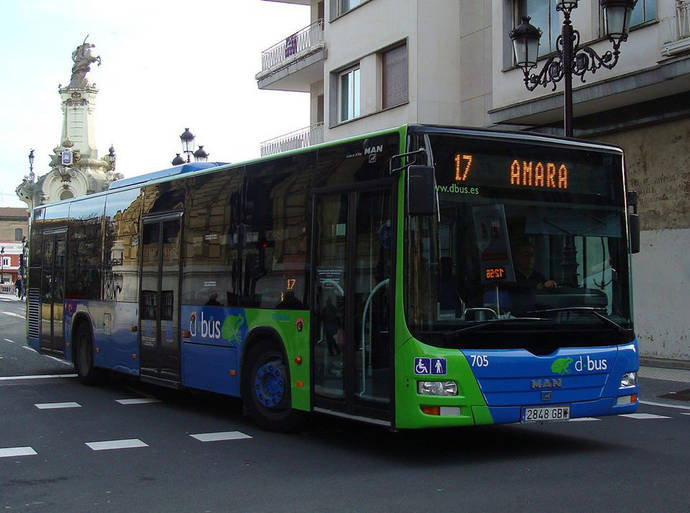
[0,0,310,208]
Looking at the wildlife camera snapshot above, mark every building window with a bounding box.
[516,0,560,55]
[340,66,360,122]
[382,44,408,110]
[2,257,9,267]
[340,0,361,16]
[630,0,656,27]
[14,228,22,241]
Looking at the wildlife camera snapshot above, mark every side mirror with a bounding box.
[407,165,436,216]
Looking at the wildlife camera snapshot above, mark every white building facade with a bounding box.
[258,0,690,365]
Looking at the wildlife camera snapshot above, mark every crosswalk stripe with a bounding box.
[35,402,81,409]
[190,431,252,442]
[620,413,671,420]
[0,447,37,458]
[86,439,148,451]
[115,398,161,405]
[639,400,690,411]
[681,413,690,416]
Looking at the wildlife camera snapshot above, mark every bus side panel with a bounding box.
[179,306,310,410]
[65,300,139,375]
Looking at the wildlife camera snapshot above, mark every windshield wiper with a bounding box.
[525,307,629,334]
[444,317,549,338]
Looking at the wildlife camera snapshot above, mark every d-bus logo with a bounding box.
[189,311,221,340]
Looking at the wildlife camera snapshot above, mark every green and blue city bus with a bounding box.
[27,124,639,430]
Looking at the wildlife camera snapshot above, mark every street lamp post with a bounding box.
[172,128,210,165]
[509,0,637,137]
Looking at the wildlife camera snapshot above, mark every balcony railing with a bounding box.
[259,19,325,76]
[260,123,324,157]
[663,1,690,55]
[676,0,690,39]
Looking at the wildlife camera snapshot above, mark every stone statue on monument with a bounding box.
[68,35,101,89]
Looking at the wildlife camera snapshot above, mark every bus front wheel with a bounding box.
[244,340,302,432]
[75,323,99,385]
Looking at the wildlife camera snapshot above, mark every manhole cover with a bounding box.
[659,388,690,401]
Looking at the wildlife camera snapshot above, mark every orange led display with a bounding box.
[485,267,505,280]
[510,160,568,189]
[454,153,473,181]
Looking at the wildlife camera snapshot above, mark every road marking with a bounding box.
[45,355,72,366]
[21,346,38,353]
[620,413,671,420]
[0,374,78,381]
[639,400,690,411]
[35,402,81,409]
[86,439,148,451]
[569,417,600,422]
[3,338,15,344]
[116,398,161,405]
[681,413,690,416]
[2,312,25,319]
[190,431,252,442]
[0,447,37,458]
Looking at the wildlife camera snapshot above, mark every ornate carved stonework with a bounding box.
[15,37,122,207]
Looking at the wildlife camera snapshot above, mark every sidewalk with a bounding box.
[639,366,690,383]
[0,293,24,302]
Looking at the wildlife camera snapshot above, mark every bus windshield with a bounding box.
[405,131,633,351]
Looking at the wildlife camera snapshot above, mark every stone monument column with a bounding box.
[16,36,121,207]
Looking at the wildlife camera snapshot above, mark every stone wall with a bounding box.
[596,118,690,363]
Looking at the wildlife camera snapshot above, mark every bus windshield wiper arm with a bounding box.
[525,307,628,333]
[444,317,548,337]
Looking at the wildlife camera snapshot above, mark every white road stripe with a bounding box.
[21,346,38,353]
[569,417,600,422]
[3,338,15,343]
[639,400,690,411]
[0,447,37,458]
[2,312,25,319]
[620,413,671,420]
[190,431,252,442]
[116,398,161,405]
[0,374,78,381]
[681,413,690,416]
[86,439,148,451]
[45,355,72,366]
[35,402,81,410]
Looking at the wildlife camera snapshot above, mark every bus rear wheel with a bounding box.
[244,341,302,432]
[75,323,99,385]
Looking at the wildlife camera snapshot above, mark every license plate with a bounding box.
[522,406,570,423]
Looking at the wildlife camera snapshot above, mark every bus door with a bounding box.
[40,228,67,355]
[139,214,182,385]
[311,182,395,424]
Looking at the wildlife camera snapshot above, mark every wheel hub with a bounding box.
[254,362,285,408]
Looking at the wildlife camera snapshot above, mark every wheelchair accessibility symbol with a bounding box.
[414,357,446,375]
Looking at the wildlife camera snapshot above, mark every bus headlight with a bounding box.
[418,381,458,396]
[620,372,637,388]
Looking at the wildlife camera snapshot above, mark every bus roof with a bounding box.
[108,161,228,190]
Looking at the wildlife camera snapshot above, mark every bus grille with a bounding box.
[28,289,40,340]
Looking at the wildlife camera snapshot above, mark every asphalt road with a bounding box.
[1,295,689,513]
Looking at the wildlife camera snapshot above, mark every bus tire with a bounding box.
[243,340,302,432]
[75,322,99,385]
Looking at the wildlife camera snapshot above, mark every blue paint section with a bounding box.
[463,339,639,423]
[181,306,248,348]
[182,342,240,396]
[180,305,249,397]
[64,300,139,375]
